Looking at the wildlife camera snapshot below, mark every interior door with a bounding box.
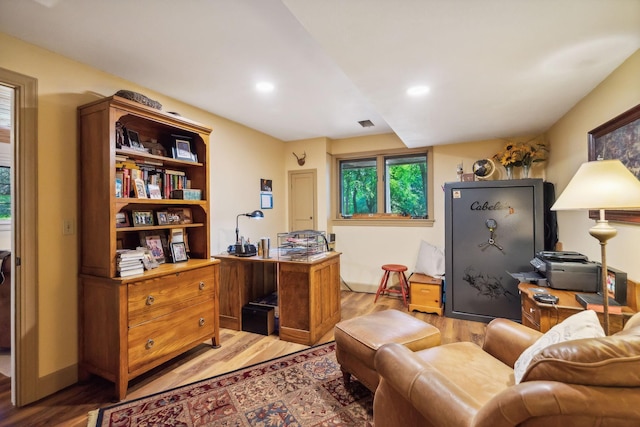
[288,169,316,231]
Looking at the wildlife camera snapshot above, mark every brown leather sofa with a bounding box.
[373,312,640,426]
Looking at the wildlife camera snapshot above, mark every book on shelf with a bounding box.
[119,267,145,278]
[575,293,622,314]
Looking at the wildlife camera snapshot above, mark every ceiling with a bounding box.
[1,0,639,147]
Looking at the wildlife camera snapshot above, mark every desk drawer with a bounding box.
[128,265,215,326]
[128,299,216,372]
[521,294,540,329]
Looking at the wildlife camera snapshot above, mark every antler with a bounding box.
[292,151,306,166]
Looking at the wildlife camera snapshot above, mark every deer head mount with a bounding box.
[293,151,306,166]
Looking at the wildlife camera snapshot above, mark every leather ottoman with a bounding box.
[334,309,441,392]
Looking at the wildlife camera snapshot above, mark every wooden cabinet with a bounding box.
[408,273,443,315]
[518,283,633,334]
[78,96,220,400]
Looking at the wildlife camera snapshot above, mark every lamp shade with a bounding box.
[247,210,264,218]
[551,160,640,211]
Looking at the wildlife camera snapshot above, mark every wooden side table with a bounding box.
[518,282,634,334]
[409,273,443,315]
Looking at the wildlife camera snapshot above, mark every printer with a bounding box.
[530,251,599,292]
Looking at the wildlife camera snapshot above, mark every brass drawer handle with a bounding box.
[199,281,205,290]
[146,295,155,305]
[146,339,155,349]
[199,318,205,327]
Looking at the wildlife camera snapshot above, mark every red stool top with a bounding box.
[381,264,408,272]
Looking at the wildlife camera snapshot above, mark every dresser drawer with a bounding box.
[128,265,216,326]
[410,283,442,307]
[128,299,216,372]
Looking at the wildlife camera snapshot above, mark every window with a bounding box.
[336,148,433,224]
[0,166,9,221]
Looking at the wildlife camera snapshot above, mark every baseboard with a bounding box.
[340,281,377,294]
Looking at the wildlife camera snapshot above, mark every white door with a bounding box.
[289,170,316,231]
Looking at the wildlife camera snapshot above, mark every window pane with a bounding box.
[0,166,9,220]
[385,154,427,217]
[340,158,377,215]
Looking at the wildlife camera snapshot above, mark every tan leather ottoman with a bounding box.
[334,309,441,392]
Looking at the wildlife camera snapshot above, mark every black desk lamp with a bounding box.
[235,210,264,243]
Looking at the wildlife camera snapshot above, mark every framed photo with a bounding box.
[261,192,273,209]
[132,210,154,227]
[588,103,640,223]
[147,183,162,199]
[145,235,165,263]
[171,242,188,262]
[115,211,130,228]
[171,135,195,161]
[168,207,193,224]
[125,129,144,149]
[134,179,148,199]
[156,211,169,225]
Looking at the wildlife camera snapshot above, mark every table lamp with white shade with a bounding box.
[551,159,640,334]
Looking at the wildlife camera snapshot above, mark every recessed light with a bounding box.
[256,82,275,93]
[406,85,430,97]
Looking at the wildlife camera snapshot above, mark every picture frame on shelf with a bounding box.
[132,210,154,227]
[115,211,130,228]
[588,103,640,223]
[124,128,144,150]
[147,183,162,199]
[145,235,165,263]
[156,211,169,225]
[170,135,196,161]
[168,207,193,224]
[171,242,188,262]
[133,179,148,199]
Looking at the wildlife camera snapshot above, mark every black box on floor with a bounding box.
[242,304,275,336]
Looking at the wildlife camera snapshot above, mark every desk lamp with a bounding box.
[551,160,640,334]
[235,210,264,243]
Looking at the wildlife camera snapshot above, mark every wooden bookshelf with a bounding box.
[78,96,220,400]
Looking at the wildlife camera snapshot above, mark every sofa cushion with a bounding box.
[514,309,604,383]
[522,312,640,386]
[414,240,445,277]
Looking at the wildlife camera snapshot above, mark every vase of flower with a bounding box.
[505,165,514,179]
[522,164,530,178]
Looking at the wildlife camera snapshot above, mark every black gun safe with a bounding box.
[444,179,544,322]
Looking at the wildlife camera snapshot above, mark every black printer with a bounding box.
[530,251,599,292]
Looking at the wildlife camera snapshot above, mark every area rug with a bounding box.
[89,341,373,426]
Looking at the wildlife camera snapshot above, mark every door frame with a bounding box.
[0,67,39,406]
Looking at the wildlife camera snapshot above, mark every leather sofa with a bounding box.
[373,312,640,426]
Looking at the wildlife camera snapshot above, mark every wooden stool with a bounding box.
[374,264,409,306]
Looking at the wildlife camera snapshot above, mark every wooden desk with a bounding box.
[213,252,341,345]
[518,282,634,333]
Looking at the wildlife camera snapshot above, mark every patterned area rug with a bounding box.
[89,342,373,426]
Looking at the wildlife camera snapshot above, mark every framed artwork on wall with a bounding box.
[588,103,640,223]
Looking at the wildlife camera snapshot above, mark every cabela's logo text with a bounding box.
[470,201,511,211]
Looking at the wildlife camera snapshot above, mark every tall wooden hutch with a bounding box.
[78,96,220,400]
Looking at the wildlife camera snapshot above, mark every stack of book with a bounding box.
[116,249,145,277]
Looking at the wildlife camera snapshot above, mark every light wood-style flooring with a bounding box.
[0,291,487,426]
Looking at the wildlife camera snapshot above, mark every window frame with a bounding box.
[332,147,434,227]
